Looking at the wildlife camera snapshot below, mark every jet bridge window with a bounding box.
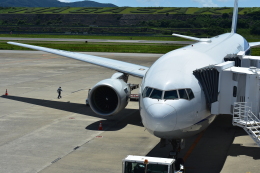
[150,89,163,99]
[164,90,179,100]
[178,89,189,100]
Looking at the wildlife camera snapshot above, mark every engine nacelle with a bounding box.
[88,78,130,116]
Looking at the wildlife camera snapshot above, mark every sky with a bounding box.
[58,0,260,7]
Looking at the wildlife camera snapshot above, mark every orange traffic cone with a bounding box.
[5,89,8,96]
[98,122,103,130]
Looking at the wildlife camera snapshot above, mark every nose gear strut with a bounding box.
[169,139,182,159]
[168,139,186,172]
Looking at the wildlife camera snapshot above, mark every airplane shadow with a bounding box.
[86,120,129,131]
[227,126,260,160]
[1,95,140,131]
[87,110,143,131]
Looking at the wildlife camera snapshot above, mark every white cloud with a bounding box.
[192,0,219,7]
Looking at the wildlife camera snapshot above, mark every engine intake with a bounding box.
[88,78,130,116]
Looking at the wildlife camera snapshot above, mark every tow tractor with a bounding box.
[122,155,185,173]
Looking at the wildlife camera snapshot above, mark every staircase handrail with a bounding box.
[233,102,250,123]
[246,110,260,137]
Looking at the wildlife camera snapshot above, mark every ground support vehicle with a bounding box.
[122,155,185,173]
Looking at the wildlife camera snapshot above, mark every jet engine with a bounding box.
[88,73,130,116]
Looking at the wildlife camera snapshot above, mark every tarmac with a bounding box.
[0,50,259,173]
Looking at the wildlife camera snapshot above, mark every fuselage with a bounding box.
[139,33,250,139]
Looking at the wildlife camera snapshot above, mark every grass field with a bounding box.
[1,33,259,42]
[1,7,260,14]
[1,41,259,56]
[252,47,260,56]
[0,34,188,41]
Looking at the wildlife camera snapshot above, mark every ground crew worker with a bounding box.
[57,87,62,99]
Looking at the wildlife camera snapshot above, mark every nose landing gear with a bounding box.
[159,138,185,172]
[169,139,181,159]
[167,139,186,172]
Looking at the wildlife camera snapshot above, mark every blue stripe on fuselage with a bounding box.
[194,114,215,125]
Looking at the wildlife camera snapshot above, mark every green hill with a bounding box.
[0,7,259,14]
[0,0,117,7]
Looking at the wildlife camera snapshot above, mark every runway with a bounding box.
[0,37,195,44]
[0,50,259,173]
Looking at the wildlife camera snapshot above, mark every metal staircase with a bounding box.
[233,102,260,147]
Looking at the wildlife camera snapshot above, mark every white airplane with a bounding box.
[7,0,260,159]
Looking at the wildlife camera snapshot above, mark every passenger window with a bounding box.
[164,90,179,100]
[186,89,195,100]
[150,89,163,99]
[143,87,153,98]
[178,89,188,100]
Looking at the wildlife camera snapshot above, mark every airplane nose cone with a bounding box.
[147,103,175,118]
[144,103,177,138]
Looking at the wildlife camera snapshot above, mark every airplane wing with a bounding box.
[7,42,149,78]
[172,33,211,43]
[249,42,260,47]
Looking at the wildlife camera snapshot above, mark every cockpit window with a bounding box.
[150,89,163,99]
[178,89,189,100]
[142,87,147,97]
[143,87,153,98]
[164,90,178,100]
[186,89,195,100]
[143,87,194,100]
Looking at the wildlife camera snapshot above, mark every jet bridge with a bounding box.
[210,52,260,117]
[193,65,219,109]
[194,51,260,146]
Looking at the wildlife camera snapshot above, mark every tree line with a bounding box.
[137,12,260,36]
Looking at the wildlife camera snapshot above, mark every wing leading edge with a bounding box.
[249,42,260,48]
[172,33,211,42]
[8,42,149,78]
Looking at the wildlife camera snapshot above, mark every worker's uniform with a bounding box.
[57,87,62,99]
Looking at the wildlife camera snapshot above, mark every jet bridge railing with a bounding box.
[233,102,260,147]
[233,102,252,125]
